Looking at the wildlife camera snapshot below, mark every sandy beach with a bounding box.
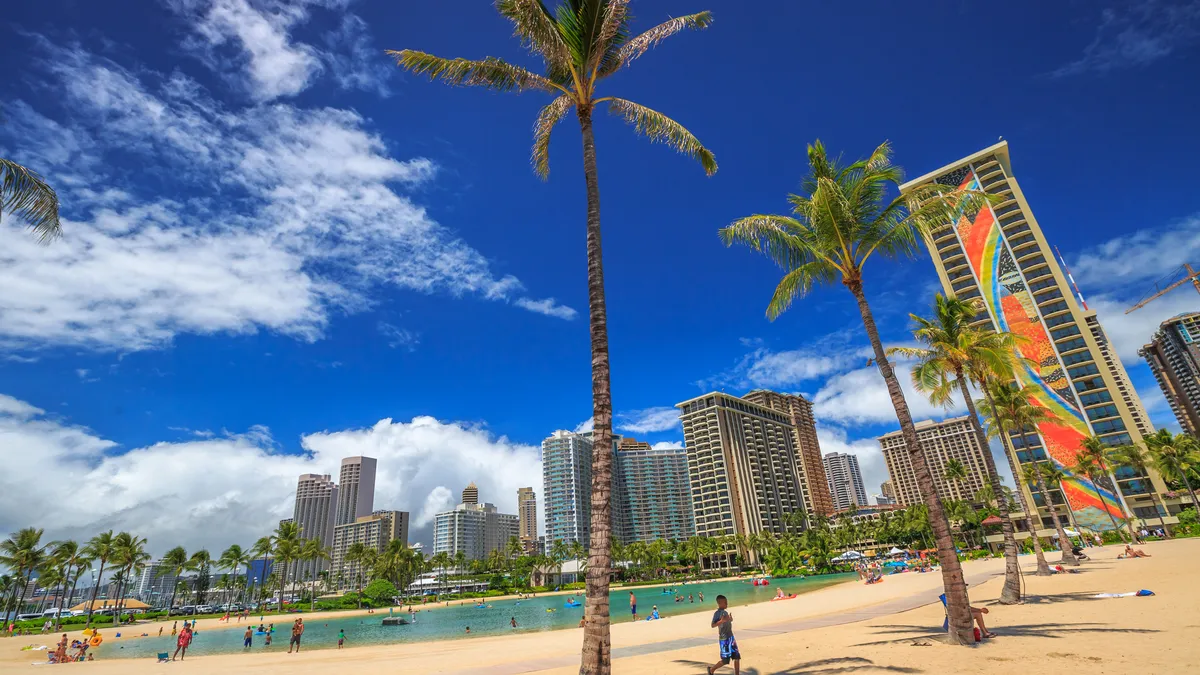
[4,538,1194,673]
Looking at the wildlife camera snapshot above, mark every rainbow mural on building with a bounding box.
[937,167,1126,531]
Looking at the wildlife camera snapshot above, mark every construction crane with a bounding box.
[1126,263,1200,314]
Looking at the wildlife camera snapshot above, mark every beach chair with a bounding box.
[157,652,170,662]
[939,593,949,631]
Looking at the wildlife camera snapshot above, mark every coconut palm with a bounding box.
[719,140,990,644]
[975,382,1058,573]
[1021,460,1080,553]
[344,542,370,609]
[271,521,302,612]
[393,4,716,667]
[187,549,213,605]
[1108,443,1170,536]
[248,535,274,604]
[1144,429,1200,510]
[889,292,1036,597]
[1,157,61,241]
[158,547,191,610]
[218,545,252,603]
[47,540,86,631]
[1075,436,1133,543]
[299,540,329,610]
[942,459,968,502]
[109,533,149,622]
[80,530,116,627]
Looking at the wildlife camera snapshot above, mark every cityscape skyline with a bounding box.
[2,0,1196,554]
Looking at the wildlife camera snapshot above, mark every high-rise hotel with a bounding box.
[1140,312,1200,435]
[901,141,1176,532]
[676,391,811,565]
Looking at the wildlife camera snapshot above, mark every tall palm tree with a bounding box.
[271,521,302,612]
[249,536,274,605]
[393,5,716,668]
[158,546,191,611]
[345,542,369,609]
[47,540,85,631]
[112,534,150,621]
[1144,429,1200,510]
[1108,443,1169,536]
[218,545,252,603]
[942,459,968,502]
[187,549,213,605]
[1075,436,1132,543]
[299,540,329,610]
[975,382,1057,573]
[889,292,1034,598]
[1,158,61,241]
[81,530,116,627]
[719,141,989,645]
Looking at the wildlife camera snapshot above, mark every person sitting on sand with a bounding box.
[971,606,996,639]
[1124,544,1151,558]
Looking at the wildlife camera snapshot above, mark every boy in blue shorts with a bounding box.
[707,595,740,674]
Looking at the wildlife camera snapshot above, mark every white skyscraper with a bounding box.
[432,486,519,561]
[823,452,868,512]
[293,473,338,581]
[335,456,377,526]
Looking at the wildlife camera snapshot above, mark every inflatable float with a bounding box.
[752,579,770,586]
[770,594,797,601]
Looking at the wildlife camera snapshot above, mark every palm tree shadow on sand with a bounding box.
[851,622,1161,647]
[672,656,922,674]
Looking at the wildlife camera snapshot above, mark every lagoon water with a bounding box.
[95,574,851,659]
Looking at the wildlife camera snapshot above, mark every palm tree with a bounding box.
[975,382,1057,573]
[393,5,716,668]
[113,534,150,621]
[187,549,213,605]
[549,539,570,586]
[942,459,968,502]
[47,540,86,631]
[345,543,370,609]
[248,536,274,605]
[1,157,61,241]
[299,540,329,610]
[80,530,116,628]
[271,521,302,612]
[1108,443,1169,536]
[158,546,191,610]
[889,292,1033,598]
[1075,436,1132,543]
[719,141,989,645]
[1144,429,1200,511]
[218,545,252,603]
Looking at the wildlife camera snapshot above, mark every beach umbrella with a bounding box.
[980,515,1003,526]
[886,547,906,556]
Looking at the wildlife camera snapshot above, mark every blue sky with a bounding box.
[2,0,1199,554]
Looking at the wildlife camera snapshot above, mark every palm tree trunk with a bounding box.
[576,108,615,674]
[1092,470,1128,543]
[1016,431,1052,575]
[85,559,107,629]
[1180,471,1200,512]
[848,280,973,645]
[956,374,1022,602]
[1031,465,1078,565]
[59,567,80,632]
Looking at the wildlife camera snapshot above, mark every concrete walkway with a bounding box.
[449,567,1003,675]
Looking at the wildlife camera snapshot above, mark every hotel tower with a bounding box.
[901,141,1177,533]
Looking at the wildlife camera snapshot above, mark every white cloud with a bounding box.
[323,13,393,96]
[513,297,578,320]
[651,441,683,450]
[378,322,419,350]
[701,335,868,391]
[416,487,454,528]
[0,42,572,353]
[616,406,681,434]
[812,360,966,426]
[573,417,594,434]
[1051,1,1200,78]
[0,393,542,555]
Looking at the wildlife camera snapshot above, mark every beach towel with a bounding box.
[1091,590,1155,598]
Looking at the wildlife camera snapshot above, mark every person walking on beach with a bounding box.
[630,591,638,619]
[707,595,740,675]
[337,629,346,649]
[172,623,192,661]
[158,626,163,637]
[243,626,253,650]
[171,621,177,637]
[287,618,304,653]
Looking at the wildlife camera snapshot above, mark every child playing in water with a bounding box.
[337,629,346,649]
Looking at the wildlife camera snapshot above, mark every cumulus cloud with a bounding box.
[0,393,542,556]
[700,333,868,391]
[815,425,886,495]
[573,417,594,434]
[651,441,684,450]
[0,41,572,353]
[616,407,681,434]
[812,360,966,426]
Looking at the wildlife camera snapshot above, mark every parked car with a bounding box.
[16,613,42,621]
[168,605,196,616]
[195,605,215,614]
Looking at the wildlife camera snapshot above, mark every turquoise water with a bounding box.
[89,575,851,660]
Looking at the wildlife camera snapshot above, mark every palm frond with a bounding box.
[719,214,811,271]
[495,0,572,73]
[765,262,836,320]
[1,157,61,242]
[588,0,630,75]
[389,50,565,94]
[605,97,717,175]
[531,94,575,178]
[601,11,713,75]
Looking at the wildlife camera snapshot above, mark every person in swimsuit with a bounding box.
[708,595,740,675]
[287,618,304,653]
[243,626,253,649]
[630,591,637,619]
